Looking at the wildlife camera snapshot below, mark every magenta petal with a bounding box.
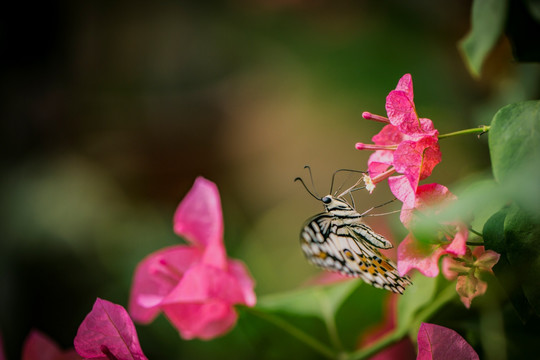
[0,333,5,360]
[444,225,468,257]
[372,124,404,145]
[162,301,238,340]
[397,234,443,277]
[74,298,148,360]
[129,246,202,323]
[394,73,414,101]
[173,177,224,247]
[228,259,257,307]
[22,330,62,360]
[200,240,228,269]
[388,176,417,226]
[163,263,248,305]
[417,323,479,360]
[368,151,394,179]
[386,91,420,135]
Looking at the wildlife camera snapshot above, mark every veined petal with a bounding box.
[456,274,488,309]
[394,73,413,101]
[372,124,404,145]
[75,299,148,360]
[386,90,420,135]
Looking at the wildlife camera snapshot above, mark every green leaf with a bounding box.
[483,206,537,322]
[489,100,540,183]
[397,274,437,332]
[459,0,508,77]
[256,280,361,319]
[504,206,540,317]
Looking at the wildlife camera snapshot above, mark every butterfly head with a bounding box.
[321,195,353,212]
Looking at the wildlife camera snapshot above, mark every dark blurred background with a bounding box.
[1,1,537,359]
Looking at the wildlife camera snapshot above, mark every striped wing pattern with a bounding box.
[300,213,412,294]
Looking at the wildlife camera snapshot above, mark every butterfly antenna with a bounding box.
[303,165,321,196]
[294,175,321,201]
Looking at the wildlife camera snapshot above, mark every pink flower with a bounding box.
[396,183,468,277]
[22,330,81,360]
[74,298,147,360]
[442,247,500,308]
[129,177,256,340]
[417,323,479,360]
[356,74,441,198]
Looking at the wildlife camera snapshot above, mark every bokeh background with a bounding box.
[1,1,538,359]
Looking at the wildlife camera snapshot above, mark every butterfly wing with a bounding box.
[300,214,412,294]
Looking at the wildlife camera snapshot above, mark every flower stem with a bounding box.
[242,306,337,359]
[438,125,490,139]
[346,282,457,360]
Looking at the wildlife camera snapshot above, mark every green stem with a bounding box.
[346,282,457,360]
[438,125,490,139]
[468,227,484,238]
[242,306,337,359]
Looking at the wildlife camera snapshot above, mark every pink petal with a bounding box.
[459,277,487,309]
[441,256,469,281]
[388,175,416,209]
[74,298,148,360]
[372,124,404,145]
[474,249,501,271]
[162,301,238,340]
[419,118,437,136]
[414,183,456,209]
[129,246,202,323]
[417,323,479,360]
[163,263,249,305]
[22,331,81,360]
[385,90,420,135]
[22,330,61,360]
[368,339,416,360]
[367,151,394,179]
[200,240,227,269]
[393,137,441,191]
[0,333,5,360]
[227,259,257,307]
[388,175,416,225]
[444,225,468,257]
[397,233,444,277]
[173,177,224,248]
[394,73,413,101]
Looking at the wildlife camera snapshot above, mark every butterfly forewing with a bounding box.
[300,196,412,294]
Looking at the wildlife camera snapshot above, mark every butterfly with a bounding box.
[296,168,412,294]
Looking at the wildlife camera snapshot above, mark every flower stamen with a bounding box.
[362,112,390,123]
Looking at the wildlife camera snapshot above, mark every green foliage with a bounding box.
[483,100,540,322]
[489,100,540,183]
[504,206,540,317]
[256,280,361,319]
[397,274,438,335]
[459,0,508,77]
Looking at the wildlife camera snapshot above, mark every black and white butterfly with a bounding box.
[296,168,412,294]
